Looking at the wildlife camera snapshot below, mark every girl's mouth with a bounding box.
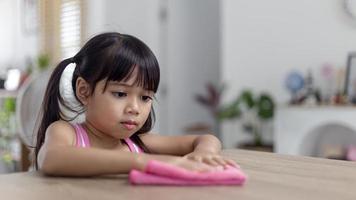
[121,120,138,131]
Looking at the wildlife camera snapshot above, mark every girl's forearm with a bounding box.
[38,146,181,176]
[39,146,144,176]
[192,134,222,153]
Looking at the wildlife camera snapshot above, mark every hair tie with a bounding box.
[59,63,85,123]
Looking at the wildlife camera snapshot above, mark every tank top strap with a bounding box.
[73,124,141,153]
[124,138,143,153]
[73,124,91,148]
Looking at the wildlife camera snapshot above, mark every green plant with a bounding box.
[3,98,16,113]
[217,90,275,146]
[0,97,16,129]
[0,97,17,166]
[37,54,50,71]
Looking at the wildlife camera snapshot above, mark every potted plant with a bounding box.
[0,97,18,172]
[37,54,50,71]
[193,83,224,138]
[217,90,275,151]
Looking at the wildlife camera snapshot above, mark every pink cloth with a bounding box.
[347,146,356,161]
[129,160,247,186]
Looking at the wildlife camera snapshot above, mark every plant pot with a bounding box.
[238,143,273,152]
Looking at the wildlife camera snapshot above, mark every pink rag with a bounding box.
[129,160,247,186]
[347,146,356,161]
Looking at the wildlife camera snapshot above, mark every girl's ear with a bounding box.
[76,77,91,105]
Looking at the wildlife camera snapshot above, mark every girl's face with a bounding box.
[84,71,154,139]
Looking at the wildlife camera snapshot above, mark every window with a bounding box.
[39,0,83,64]
[60,0,81,59]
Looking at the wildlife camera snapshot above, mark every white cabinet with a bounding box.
[274,106,356,157]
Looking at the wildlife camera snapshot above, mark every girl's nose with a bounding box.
[125,99,140,115]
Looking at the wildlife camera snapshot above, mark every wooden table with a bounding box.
[1,149,356,200]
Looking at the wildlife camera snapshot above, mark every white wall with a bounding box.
[221,0,356,103]
[0,0,16,73]
[85,0,161,53]
[165,0,220,135]
[220,0,356,147]
[0,0,38,74]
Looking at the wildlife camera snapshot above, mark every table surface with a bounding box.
[1,149,356,200]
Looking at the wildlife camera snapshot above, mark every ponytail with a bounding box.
[34,58,73,169]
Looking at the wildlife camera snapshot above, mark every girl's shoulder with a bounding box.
[47,120,75,132]
[45,120,76,146]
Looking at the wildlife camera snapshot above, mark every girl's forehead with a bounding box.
[104,66,156,92]
[109,74,138,86]
[120,66,140,84]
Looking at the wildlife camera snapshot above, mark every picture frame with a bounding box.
[344,52,356,103]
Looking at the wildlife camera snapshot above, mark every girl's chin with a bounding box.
[116,129,138,138]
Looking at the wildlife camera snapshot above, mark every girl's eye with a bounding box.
[141,96,153,102]
[112,92,127,98]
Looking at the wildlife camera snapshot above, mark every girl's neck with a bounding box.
[82,121,122,148]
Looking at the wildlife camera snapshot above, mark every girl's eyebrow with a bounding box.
[108,82,154,94]
[108,82,132,87]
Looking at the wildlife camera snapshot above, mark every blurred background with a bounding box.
[2,0,356,173]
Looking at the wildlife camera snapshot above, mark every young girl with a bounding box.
[35,32,236,176]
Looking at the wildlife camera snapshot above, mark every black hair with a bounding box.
[34,32,160,168]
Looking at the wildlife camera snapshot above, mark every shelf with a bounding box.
[275,106,356,157]
[0,90,17,98]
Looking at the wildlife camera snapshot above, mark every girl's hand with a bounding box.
[184,150,238,168]
[166,156,219,172]
[137,154,218,172]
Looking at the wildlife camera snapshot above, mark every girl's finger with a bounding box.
[186,155,203,163]
[213,156,228,166]
[193,156,203,163]
[202,157,220,166]
[225,159,239,168]
[194,162,215,172]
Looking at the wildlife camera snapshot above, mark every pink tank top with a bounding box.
[73,124,143,153]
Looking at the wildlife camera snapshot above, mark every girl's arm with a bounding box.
[38,121,215,176]
[38,121,137,176]
[140,133,237,167]
[140,133,220,155]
